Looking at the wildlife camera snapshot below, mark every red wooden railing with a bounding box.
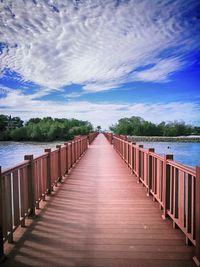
[0,133,98,260]
[105,134,200,266]
[88,132,99,144]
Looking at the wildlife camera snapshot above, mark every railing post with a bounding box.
[79,139,81,158]
[84,137,87,153]
[86,137,89,151]
[128,141,131,171]
[70,141,73,166]
[77,139,79,159]
[72,141,75,166]
[110,133,113,144]
[78,139,80,158]
[131,142,136,174]
[0,167,5,262]
[88,134,91,145]
[74,140,77,162]
[24,155,35,217]
[147,148,154,196]
[64,143,69,174]
[44,149,52,194]
[56,145,62,183]
[81,138,84,154]
[193,166,200,266]
[137,145,143,183]
[162,154,173,220]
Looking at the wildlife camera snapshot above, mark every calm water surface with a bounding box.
[0,141,64,170]
[0,141,199,170]
[138,141,200,168]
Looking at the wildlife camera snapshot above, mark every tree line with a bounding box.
[0,115,93,141]
[110,116,200,136]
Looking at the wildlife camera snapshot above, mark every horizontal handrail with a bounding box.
[148,151,165,161]
[2,160,30,176]
[167,159,196,176]
[33,153,48,161]
[0,132,98,259]
[105,133,200,266]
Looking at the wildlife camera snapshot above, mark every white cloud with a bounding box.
[0,85,13,95]
[132,58,183,82]
[83,81,122,92]
[0,0,199,91]
[0,90,199,129]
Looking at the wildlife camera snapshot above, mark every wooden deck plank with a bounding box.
[2,134,195,267]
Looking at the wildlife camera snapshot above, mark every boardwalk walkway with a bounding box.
[2,134,195,267]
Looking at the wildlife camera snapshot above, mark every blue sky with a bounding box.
[0,0,200,129]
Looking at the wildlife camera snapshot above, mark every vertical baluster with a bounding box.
[81,138,83,153]
[186,173,192,245]
[78,139,80,158]
[70,142,73,168]
[74,140,77,162]
[191,175,195,240]
[78,139,80,159]
[162,155,173,220]
[110,133,113,144]
[64,143,69,174]
[127,143,129,166]
[44,149,52,194]
[73,139,76,162]
[13,170,20,226]
[122,140,125,159]
[6,174,13,243]
[173,167,179,229]
[34,161,39,209]
[24,155,35,217]
[147,149,154,196]
[137,145,143,183]
[131,143,135,174]
[71,141,74,166]
[178,170,185,235]
[56,145,62,183]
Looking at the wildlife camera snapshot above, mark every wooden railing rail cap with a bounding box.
[148,151,164,161]
[167,159,195,176]
[1,160,30,175]
[34,153,48,162]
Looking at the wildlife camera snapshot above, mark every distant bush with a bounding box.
[110,116,199,137]
[0,115,93,141]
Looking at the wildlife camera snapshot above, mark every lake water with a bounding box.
[0,141,199,171]
[138,141,200,168]
[0,141,64,170]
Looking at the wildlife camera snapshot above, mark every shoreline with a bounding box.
[128,136,200,143]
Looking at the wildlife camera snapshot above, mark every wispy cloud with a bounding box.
[0,0,199,92]
[132,58,183,82]
[0,85,13,95]
[0,90,199,129]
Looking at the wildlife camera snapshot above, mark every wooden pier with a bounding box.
[0,133,199,267]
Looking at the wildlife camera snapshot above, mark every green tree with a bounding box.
[110,116,194,137]
[0,114,8,131]
[193,126,200,135]
[10,127,28,141]
[26,118,41,125]
[12,117,23,128]
[96,126,102,132]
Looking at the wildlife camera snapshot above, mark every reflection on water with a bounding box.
[138,141,200,168]
[0,141,64,170]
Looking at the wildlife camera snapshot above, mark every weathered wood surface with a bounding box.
[2,134,195,267]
